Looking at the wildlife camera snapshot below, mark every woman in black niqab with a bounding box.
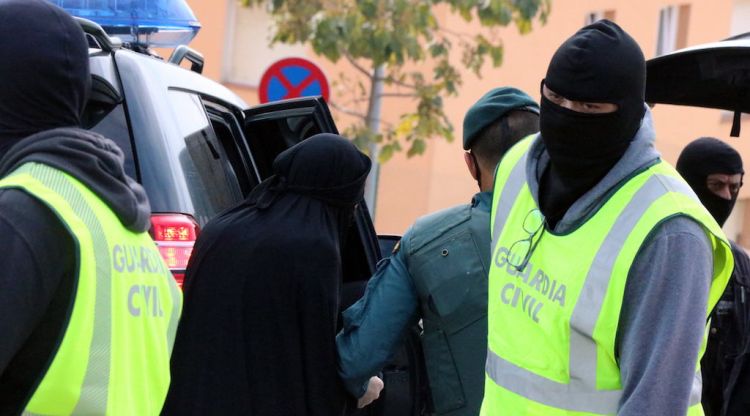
[163,133,372,416]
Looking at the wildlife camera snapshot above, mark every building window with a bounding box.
[223,2,306,86]
[730,0,750,38]
[656,5,691,56]
[584,10,616,25]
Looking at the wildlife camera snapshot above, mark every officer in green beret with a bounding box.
[336,87,539,415]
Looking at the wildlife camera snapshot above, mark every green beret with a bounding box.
[463,87,539,150]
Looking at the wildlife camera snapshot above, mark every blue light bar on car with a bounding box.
[51,0,201,47]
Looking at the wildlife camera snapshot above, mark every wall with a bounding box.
[185,0,750,244]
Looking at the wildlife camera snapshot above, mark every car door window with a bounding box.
[167,90,243,224]
[82,73,137,180]
[87,103,137,180]
[203,102,261,197]
[244,112,329,179]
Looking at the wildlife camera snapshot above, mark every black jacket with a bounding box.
[702,241,750,416]
[0,128,151,414]
[0,2,151,412]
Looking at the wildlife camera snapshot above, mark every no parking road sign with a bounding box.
[258,57,330,104]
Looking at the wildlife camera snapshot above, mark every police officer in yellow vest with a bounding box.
[337,87,539,415]
[482,20,732,415]
[0,1,181,414]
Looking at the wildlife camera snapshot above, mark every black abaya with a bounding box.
[163,133,371,415]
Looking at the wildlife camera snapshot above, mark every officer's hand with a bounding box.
[357,376,384,408]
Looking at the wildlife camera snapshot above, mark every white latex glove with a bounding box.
[357,376,384,408]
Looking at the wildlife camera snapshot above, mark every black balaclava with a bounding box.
[0,0,90,158]
[541,19,646,182]
[677,137,744,226]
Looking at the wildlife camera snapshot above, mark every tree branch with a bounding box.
[379,92,418,99]
[385,76,418,90]
[436,25,474,42]
[341,92,417,106]
[338,97,365,107]
[329,101,368,120]
[344,52,374,80]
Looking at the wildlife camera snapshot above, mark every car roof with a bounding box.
[79,16,247,111]
[116,48,249,110]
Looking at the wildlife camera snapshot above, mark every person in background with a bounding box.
[480,20,733,415]
[0,1,181,414]
[336,87,540,416]
[676,137,750,416]
[163,133,380,415]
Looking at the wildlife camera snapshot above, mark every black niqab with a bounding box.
[677,137,744,226]
[0,0,90,156]
[163,133,371,416]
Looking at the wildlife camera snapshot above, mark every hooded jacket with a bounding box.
[0,128,152,414]
[0,1,153,412]
[675,137,750,416]
[525,106,714,415]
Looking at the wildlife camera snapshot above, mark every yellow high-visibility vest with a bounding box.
[0,162,181,415]
[481,137,732,415]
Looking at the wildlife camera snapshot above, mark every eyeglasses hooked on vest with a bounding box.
[507,209,546,272]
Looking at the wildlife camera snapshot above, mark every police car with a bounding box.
[57,1,426,414]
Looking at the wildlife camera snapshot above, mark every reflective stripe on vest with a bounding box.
[0,163,181,415]
[484,138,731,415]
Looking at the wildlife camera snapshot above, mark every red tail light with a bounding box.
[150,213,200,288]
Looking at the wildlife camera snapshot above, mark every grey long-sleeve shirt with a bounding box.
[617,217,710,415]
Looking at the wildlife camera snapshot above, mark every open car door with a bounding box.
[646,37,750,136]
[241,96,427,416]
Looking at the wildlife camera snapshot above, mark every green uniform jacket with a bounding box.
[337,192,491,416]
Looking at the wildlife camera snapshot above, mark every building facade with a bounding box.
[183,0,750,246]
